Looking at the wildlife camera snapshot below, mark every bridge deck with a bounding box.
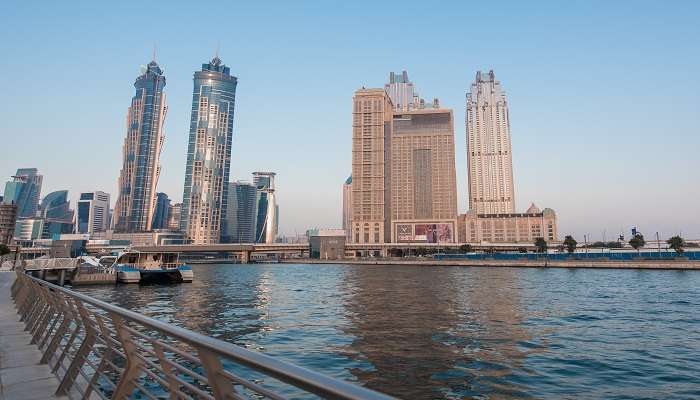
[0,272,66,400]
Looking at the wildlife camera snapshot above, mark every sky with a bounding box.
[1,0,699,240]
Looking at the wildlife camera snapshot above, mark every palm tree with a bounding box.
[534,237,548,253]
[667,235,686,255]
[563,235,577,254]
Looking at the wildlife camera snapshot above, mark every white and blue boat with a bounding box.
[114,251,193,284]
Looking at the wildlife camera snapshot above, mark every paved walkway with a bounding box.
[0,272,66,400]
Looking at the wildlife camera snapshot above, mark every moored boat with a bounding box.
[114,251,193,284]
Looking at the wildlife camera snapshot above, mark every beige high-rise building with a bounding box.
[390,107,458,243]
[350,89,393,244]
[466,70,515,214]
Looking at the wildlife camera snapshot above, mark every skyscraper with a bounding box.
[253,172,278,243]
[181,56,237,244]
[466,70,515,214]
[342,175,352,241]
[3,168,43,218]
[40,190,72,221]
[76,191,110,235]
[221,181,257,243]
[113,58,167,232]
[167,203,182,231]
[350,88,393,244]
[390,106,458,243]
[152,192,171,230]
[460,70,557,243]
[385,71,418,112]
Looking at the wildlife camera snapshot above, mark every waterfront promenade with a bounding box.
[0,272,65,400]
[285,258,700,270]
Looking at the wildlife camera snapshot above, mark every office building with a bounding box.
[342,175,352,241]
[14,218,44,241]
[168,203,182,231]
[3,168,43,218]
[466,70,515,214]
[0,203,17,244]
[152,192,171,230]
[390,105,458,243]
[113,58,167,232]
[181,56,237,244]
[462,71,557,243]
[222,181,257,243]
[349,88,393,244]
[40,190,72,221]
[461,204,557,243]
[76,191,110,236]
[385,71,418,112]
[253,172,278,243]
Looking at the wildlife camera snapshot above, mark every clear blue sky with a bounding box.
[1,0,698,240]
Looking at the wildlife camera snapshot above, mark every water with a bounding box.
[76,264,700,399]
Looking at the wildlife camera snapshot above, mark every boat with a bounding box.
[113,251,193,284]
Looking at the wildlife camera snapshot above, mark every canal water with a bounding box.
[77,264,700,399]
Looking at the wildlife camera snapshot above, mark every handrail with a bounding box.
[11,271,395,400]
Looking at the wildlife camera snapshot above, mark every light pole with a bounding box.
[656,231,661,258]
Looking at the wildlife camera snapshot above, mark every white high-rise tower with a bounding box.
[466,70,515,214]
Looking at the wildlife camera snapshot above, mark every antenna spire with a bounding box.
[215,41,220,58]
[152,44,157,62]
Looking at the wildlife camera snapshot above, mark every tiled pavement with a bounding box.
[0,272,66,400]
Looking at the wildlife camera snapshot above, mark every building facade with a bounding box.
[466,70,515,214]
[390,107,458,243]
[385,71,418,112]
[181,56,237,244]
[76,191,110,236]
[461,204,557,243]
[222,181,258,243]
[167,203,181,231]
[462,71,557,243]
[152,192,171,230]
[350,88,393,244]
[3,168,43,218]
[253,172,278,243]
[113,59,167,232]
[40,190,72,221]
[0,204,17,244]
[342,175,352,241]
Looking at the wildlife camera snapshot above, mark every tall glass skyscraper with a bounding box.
[151,192,171,230]
[221,181,257,243]
[40,190,72,220]
[114,59,167,232]
[3,168,43,218]
[181,56,237,244]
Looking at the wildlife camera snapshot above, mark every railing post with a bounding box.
[55,299,96,396]
[153,343,180,400]
[198,347,237,399]
[41,292,73,364]
[111,314,144,399]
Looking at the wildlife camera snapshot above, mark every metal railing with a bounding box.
[10,271,395,400]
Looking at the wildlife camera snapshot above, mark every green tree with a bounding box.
[628,233,646,255]
[667,236,686,255]
[534,237,548,253]
[0,244,9,256]
[563,235,578,254]
[459,244,473,253]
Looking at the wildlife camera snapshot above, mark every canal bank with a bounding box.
[281,258,700,270]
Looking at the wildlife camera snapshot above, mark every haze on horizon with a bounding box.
[1,0,698,240]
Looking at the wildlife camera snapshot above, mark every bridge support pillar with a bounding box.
[239,251,251,264]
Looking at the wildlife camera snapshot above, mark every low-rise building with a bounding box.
[309,229,346,260]
[461,204,557,244]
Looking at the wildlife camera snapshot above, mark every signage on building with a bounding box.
[396,223,454,243]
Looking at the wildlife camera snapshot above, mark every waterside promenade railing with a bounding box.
[10,272,395,400]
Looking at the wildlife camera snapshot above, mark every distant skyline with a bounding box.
[1,1,698,239]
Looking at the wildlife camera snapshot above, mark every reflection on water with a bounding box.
[77,264,700,399]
